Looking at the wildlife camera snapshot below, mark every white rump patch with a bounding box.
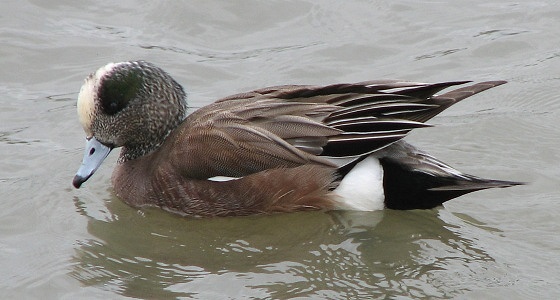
[333,155,385,211]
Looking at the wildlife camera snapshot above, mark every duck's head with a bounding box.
[73,61,187,188]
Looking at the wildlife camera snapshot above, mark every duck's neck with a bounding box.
[118,139,166,163]
[119,88,188,163]
[118,118,184,163]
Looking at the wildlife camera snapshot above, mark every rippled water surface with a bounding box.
[2,0,559,299]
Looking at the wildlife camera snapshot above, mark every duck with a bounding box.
[72,60,522,217]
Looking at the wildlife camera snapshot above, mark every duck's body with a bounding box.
[73,61,521,217]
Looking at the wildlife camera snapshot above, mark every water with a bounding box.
[1,0,559,298]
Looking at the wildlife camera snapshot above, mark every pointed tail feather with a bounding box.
[378,141,523,210]
[429,177,524,192]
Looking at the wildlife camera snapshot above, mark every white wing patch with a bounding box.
[207,176,241,182]
[333,155,385,211]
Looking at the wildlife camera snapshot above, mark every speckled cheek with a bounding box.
[77,77,96,137]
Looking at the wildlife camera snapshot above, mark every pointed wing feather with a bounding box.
[172,80,505,178]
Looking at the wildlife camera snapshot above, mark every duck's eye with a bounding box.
[99,69,143,115]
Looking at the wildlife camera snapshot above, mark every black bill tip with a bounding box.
[72,174,89,189]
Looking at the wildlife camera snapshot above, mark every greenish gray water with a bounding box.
[1,0,559,299]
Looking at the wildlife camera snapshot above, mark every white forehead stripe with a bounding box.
[77,74,96,136]
[76,62,122,136]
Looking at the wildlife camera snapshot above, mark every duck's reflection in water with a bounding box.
[71,195,511,299]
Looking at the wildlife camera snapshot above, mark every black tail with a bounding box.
[377,142,523,210]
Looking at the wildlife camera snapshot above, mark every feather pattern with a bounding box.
[170,80,508,178]
[73,61,522,216]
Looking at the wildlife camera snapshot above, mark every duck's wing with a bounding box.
[171,81,506,179]
[217,80,506,123]
[170,100,338,179]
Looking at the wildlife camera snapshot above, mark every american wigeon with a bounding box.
[73,61,522,217]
